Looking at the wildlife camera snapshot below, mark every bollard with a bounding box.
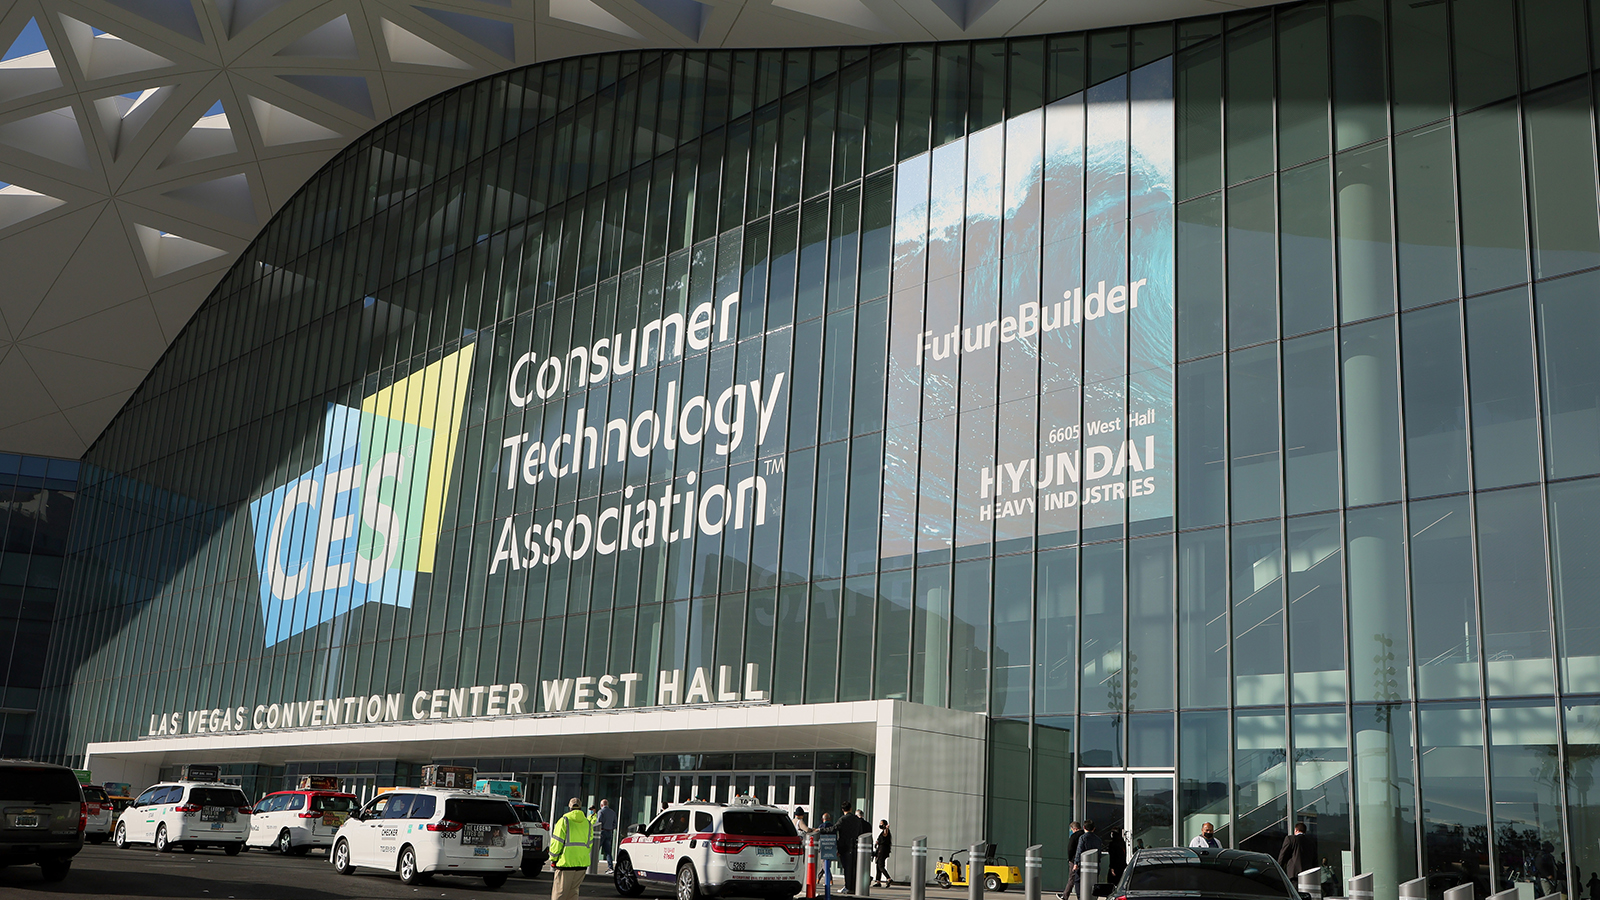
[971,843,988,900]
[806,833,819,899]
[911,837,928,900]
[1400,878,1427,900]
[1024,844,1043,900]
[1441,885,1473,900]
[1298,869,1323,900]
[1348,873,1374,900]
[1078,850,1101,900]
[859,833,875,897]
[1487,890,1518,900]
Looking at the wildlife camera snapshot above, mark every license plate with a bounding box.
[13,814,38,828]
[211,823,223,830]
[474,847,489,856]
[757,847,773,857]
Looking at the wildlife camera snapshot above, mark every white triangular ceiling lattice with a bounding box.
[0,0,1267,458]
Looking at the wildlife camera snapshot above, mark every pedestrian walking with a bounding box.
[1189,822,1220,849]
[550,797,593,900]
[835,802,869,894]
[874,820,893,887]
[1058,822,1082,900]
[1277,824,1317,880]
[595,798,618,873]
[1069,819,1104,898]
[1107,828,1126,882]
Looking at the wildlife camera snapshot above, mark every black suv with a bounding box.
[1097,848,1306,900]
[0,759,85,882]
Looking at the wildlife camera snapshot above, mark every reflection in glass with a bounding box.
[1487,701,1565,897]
[1409,495,1481,700]
[1352,703,1419,899]
[1180,710,1231,846]
[1418,704,1490,898]
[1234,710,1287,855]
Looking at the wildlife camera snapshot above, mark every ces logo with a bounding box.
[249,346,475,645]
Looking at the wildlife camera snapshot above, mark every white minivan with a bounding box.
[114,781,252,854]
[331,788,521,888]
[248,789,358,854]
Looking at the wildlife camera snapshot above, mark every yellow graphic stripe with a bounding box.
[359,344,475,573]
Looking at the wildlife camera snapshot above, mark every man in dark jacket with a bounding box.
[1065,822,1083,870]
[1069,820,1104,899]
[1278,824,1318,882]
[835,802,869,894]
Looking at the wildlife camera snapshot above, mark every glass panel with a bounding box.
[1132,776,1175,853]
[1409,495,1482,700]
[1453,0,1518,110]
[1524,81,1600,279]
[1036,547,1077,716]
[1457,102,1528,295]
[1227,177,1278,348]
[1287,514,1345,704]
[1351,703,1420,898]
[1128,536,1174,711]
[1347,503,1411,703]
[1538,271,1600,480]
[1562,699,1600,898]
[1178,528,1228,709]
[1290,710,1350,887]
[1389,0,1451,131]
[1277,4,1330,168]
[1229,344,1281,522]
[1418,704,1491,897]
[1393,123,1459,309]
[1035,718,1076,886]
[1279,161,1336,336]
[1488,701,1566,897]
[1400,303,1469,498]
[1466,287,1540,489]
[1234,710,1287,855]
[1180,709,1231,846]
[1475,486,1556,697]
[1081,543,1125,715]
[1178,356,1227,529]
[1548,481,1600,694]
[1176,33,1222,201]
[1231,520,1284,707]
[1331,0,1387,150]
[1083,776,1126,840]
[1341,318,1402,507]
[1226,19,1274,184]
[1336,141,1395,323]
[1283,332,1341,515]
[1178,196,1225,359]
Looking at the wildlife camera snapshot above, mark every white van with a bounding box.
[114,781,252,854]
[331,788,520,888]
[247,788,358,854]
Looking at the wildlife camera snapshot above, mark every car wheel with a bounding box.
[985,874,1003,892]
[484,874,508,889]
[39,858,71,882]
[277,830,294,855]
[936,871,951,889]
[114,823,129,849]
[332,839,355,876]
[225,843,243,857]
[614,856,645,897]
[154,824,170,853]
[677,863,702,900]
[398,846,422,886]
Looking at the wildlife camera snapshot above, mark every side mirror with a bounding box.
[1093,884,1116,897]
[626,824,643,835]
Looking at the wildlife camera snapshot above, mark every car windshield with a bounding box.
[0,767,81,802]
[1127,860,1294,898]
[445,798,517,825]
[313,795,356,812]
[83,786,109,802]
[190,788,248,807]
[722,812,797,837]
[515,805,544,824]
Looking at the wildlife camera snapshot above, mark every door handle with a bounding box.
[689,839,697,848]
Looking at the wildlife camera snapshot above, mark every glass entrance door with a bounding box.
[1081,773,1176,862]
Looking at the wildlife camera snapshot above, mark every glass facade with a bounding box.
[27,2,1600,898]
[0,453,78,756]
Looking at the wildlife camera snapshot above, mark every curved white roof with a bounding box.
[0,0,1259,457]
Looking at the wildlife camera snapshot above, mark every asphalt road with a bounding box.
[0,844,922,900]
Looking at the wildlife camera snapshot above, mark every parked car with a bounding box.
[0,759,85,882]
[81,784,114,845]
[509,800,550,877]
[1095,848,1304,900]
[330,788,520,888]
[248,789,358,855]
[614,798,802,900]
[114,781,252,855]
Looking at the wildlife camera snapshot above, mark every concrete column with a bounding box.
[1355,731,1398,900]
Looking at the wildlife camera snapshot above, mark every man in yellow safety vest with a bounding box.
[550,797,593,900]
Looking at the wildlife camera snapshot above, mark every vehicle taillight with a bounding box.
[175,803,201,813]
[84,802,100,815]
[507,824,524,835]
[299,810,322,818]
[541,822,550,831]
[709,833,746,853]
[238,807,253,815]
[78,808,86,832]
[426,820,464,833]
[784,841,803,855]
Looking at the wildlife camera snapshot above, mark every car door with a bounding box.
[651,810,692,879]
[250,795,277,845]
[632,810,674,879]
[128,788,161,842]
[374,793,415,871]
[348,795,391,866]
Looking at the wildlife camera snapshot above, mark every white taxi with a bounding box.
[614,799,802,900]
[247,788,358,854]
[114,781,252,854]
[330,788,521,888]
